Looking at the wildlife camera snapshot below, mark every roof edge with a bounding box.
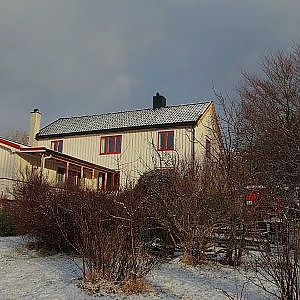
[0,137,30,150]
[20,147,117,173]
[195,101,213,124]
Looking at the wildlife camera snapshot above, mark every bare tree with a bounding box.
[238,47,300,189]
[232,45,300,299]
[2,129,28,145]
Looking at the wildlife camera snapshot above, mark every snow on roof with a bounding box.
[37,101,212,138]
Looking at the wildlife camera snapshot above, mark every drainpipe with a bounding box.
[191,125,195,168]
[40,154,52,172]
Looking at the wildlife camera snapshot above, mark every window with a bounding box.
[56,167,66,184]
[158,131,174,151]
[205,138,211,159]
[100,135,122,155]
[51,140,63,153]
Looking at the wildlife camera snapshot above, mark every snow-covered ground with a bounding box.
[0,236,274,299]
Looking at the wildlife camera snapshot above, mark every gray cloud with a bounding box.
[0,0,300,132]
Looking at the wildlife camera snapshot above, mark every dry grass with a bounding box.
[79,278,118,295]
[181,253,198,266]
[79,272,154,296]
[122,274,154,295]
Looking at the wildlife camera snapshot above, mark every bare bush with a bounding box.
[13,172,157,290]
[137,161,237,265]
[244,202,300,299]
[12,172,75,251]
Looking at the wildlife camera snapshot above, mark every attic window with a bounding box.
[158,131,174,151]
[100,135,122,155]
[51,140,63,153]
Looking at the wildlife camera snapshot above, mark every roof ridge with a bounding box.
[57,101,212,120]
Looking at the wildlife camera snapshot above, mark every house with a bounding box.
[33,93,222,188]
[0,137,117,199]
[0,93,221,198]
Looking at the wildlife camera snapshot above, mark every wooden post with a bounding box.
[80,166,84,188]
[92,169,95,190]
[66,162,70,180]
[111,173,115,191]
[103,173,107,191]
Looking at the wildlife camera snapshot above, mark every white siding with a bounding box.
[194,103,221,162]
[37,127,193,186]
[0,146,34,198]
[0,146,17,198]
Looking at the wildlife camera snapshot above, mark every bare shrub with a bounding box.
[0,199,16,236]
[13,172,76,251]
[137,161,233,264]
[13,172,157,291]
[0,210,15,236]
[243,202,300,299]
[122,275,153,294]
[67,188,158,284]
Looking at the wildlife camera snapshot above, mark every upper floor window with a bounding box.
[158,131,174,151]
[205,138,211,159]
[100,135,122,155]
[51,140,63,153]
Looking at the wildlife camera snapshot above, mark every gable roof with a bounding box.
[37,101,212,139]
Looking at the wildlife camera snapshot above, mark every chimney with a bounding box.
[29,109,41,146]
[153,92,166,109]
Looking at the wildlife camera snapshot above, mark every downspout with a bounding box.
[40,154,52,172]
[191,125,195,167]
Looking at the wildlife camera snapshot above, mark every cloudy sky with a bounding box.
[0,0,300,133]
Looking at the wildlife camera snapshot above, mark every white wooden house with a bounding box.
[34,93,221,188]
[0,93,221,197]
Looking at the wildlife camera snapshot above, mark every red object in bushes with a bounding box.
[245,192,258,205]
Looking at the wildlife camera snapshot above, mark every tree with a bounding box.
[238,46,300,189]
[235,45,300,300]
[2,129,28,145]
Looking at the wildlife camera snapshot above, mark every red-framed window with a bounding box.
[100,135,122,155]
[205,138,211,159]
[51,140,63,153]
[158,131,174,151]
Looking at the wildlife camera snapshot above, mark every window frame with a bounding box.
[100,135,122,155]
[205,137,212,159]
[157,130,175,151]
[51,140,63,153]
